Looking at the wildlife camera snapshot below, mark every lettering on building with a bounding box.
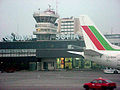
[56,34,80,40]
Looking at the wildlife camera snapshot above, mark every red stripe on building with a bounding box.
[82,26,105,50]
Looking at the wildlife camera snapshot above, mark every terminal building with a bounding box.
[104,34,120,46]
[0,7,119,71]
[0,7,85,71]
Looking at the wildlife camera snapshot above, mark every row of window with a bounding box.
[61,21,74,23]
[61,27,74,29]
[61,26,74,28]
[35,24,57,28]
[61,32,74,34]
[105,35,120,39]
[61,24,74,26]
[112,43,120,46]
[61,31,74,32]
[36,29,57,33]
[0,54,36,57]
[0,49,36,53]
[0,41,84,49]
[61,29,74,31]
[92,80,112,84]
[35,16,57,24]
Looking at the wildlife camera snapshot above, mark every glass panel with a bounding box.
[106,80,113,83]
[98,80,102,83]
[92,80,97,83]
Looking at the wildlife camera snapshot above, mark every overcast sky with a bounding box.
[0,0,120,40]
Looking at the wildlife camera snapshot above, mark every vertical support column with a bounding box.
[37,62,40,71]
[81,58,84,69]
[54,59,57,70]
[29,62,37,71]
[41,61,44,70]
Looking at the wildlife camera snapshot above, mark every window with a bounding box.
[106,80,113,83]
[61,21,74,23]
[92,80,97,83]
[98,80,102,83]
[103,80,107,83]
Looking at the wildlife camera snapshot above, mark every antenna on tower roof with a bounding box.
[48,4,51,10]
[38,8,40,14]
[56,0,58,14]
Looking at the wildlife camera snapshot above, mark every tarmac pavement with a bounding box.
[0,70,120,90]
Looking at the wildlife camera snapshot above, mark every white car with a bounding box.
[104,67,120,74]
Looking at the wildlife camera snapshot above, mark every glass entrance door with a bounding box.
[43,62,48,70]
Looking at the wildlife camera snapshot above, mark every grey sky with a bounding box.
[0,0,120,40]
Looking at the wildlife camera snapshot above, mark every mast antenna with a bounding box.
[56,0,58,14]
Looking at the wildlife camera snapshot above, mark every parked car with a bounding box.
[83,78,116,90]
[104,67,120,74]
[1,67,16,73]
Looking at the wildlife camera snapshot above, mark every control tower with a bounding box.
[33,7,59,40]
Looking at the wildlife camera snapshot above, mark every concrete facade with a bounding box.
[57,17,82,37]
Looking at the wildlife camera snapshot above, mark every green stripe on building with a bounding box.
[88,26,120,51]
